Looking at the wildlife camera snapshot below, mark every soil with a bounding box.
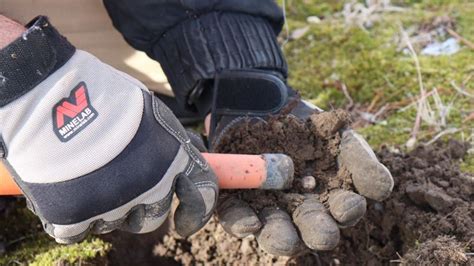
[137,139,472,265]
[145,114,473,265]
[214,110,355,208]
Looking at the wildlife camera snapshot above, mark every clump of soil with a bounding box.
[149,135,472,264]
[325,140,473,265]
[214,109,354,207]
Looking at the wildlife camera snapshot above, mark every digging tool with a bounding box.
[0,153,294,196]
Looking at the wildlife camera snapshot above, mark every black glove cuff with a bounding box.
[0,16,75,107]
[153,12,288,110]
[209,70,293,145]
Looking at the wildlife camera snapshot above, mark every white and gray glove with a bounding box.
[0,16,218,244]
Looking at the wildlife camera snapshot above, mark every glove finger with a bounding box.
[48,190,174,244]
[338,130,394,201]
[256,207,305,256]
[118,192,173,234]
[293,196,340,251]
[216,196,262,238]
[174,150,218,237]
[327,189,366,227]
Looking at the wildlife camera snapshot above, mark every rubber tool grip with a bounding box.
[0,153,294,196]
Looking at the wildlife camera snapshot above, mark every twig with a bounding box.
[401,24,426,148]
[451,80,474,98]
[374,104,389,118]
[7,235,31,247]
[280,0,290,48]
[390,252,404,264]
[446,27,474,50]
[464,112,474,123]
[341,83,354,108]
[367,91,383,112]
[398,89,436,112]
[424,128,459,146]
[463,73,472,85]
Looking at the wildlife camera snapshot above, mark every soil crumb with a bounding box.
[151,139,473,265]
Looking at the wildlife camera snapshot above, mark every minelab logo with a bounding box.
[52,82,98,142]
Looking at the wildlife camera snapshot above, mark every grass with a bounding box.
[283,1,474,149]
[0,201,110,265]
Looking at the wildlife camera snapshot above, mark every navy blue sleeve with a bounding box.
[103,0,284,53]
[103,0,287,113]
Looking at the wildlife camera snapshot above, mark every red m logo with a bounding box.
[54,83,89,128]
[52,82,98,142]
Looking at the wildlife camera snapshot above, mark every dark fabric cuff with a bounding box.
[152,12,288,110]
[0,16,76,107]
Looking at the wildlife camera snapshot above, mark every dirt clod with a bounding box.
[214,110,353,208]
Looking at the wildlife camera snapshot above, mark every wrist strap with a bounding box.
[153,12,287,111]
[209,70,289,140]
[0,16,75,107]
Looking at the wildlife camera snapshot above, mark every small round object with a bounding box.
[301,175,317,191]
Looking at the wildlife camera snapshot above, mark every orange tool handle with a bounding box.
[0,153,293,196]
[0,162,19,195]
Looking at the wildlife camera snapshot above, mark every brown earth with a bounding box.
[214,110,355,208]
[106,112,472,265]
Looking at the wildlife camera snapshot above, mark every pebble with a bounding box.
[301,176,317,191]
[307,16,321,24]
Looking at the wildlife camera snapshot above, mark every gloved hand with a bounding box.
[112,9,393,255]
[0,16,218,244]
[207,70,394,256]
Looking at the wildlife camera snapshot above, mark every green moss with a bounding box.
[0,202,110,265]
[278,0,344,21]
[1,235,110,265]
[284,2,474,147]
[460,153,474,174]
[358,112,413,149]
[393,0,473,9]
[30,238,110,266]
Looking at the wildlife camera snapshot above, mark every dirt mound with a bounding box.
[323,140,473,265]
[149,116,473,265]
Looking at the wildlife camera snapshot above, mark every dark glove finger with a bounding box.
[118,193,173,234]
[150,96,219,237]
[328,189,366,227]
[216,196,262,238]
[256,207,305,256]
[338,130,394,201]
[293,196,340,251]
[174,146,218,237]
